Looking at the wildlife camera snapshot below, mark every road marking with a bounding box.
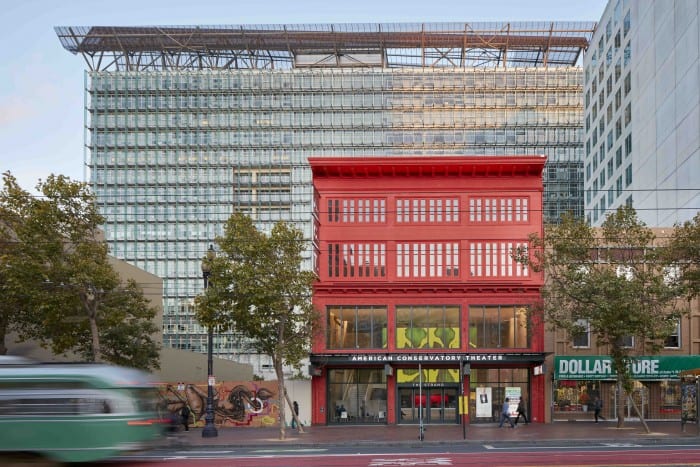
[176,450,235,454]
[602,443,642,447]
[252,448,328,453]
[369,457,452,466]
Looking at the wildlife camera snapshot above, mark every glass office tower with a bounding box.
[56,23,594,377]
[583,1,700,226]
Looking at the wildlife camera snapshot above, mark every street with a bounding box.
[113,442,700,466]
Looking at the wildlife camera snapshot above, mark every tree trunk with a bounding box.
[0,317,7,355]
[276,359,286,441]
[284,388,305,434]
[628,393,650,433]
[84,292,101,363]
[616,378,625,428]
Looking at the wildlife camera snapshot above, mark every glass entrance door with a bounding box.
[398,387,458,424]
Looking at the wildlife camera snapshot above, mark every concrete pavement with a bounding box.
[167,421,700,449]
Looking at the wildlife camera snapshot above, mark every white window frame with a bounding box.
[572,319,591,348]
[664,320,681,349]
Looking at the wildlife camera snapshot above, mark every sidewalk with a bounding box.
[169,421,700,449]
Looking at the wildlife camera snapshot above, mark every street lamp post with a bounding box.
[201,244,218,438]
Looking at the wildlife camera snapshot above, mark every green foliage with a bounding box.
[666,213,700,300]
[0,172,160,370]
[195,212,319,439]
[196,213,320,369]
[519,206,686,394]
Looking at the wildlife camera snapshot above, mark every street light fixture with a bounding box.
[201,244,218,438]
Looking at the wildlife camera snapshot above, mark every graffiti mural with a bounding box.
[158,381,278,428]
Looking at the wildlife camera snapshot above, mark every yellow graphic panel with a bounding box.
[396,327,460,349]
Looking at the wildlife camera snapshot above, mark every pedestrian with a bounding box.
[291,401,300,429]
[180,404,191,431]
[593,396,606,423]
[498,397,515,428]
[514,397,529,425]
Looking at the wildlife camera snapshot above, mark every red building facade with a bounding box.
[309,156,546,426]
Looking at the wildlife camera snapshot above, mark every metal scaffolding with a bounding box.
[56,22,595,71]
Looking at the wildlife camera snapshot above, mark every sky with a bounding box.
[0,0,609,194]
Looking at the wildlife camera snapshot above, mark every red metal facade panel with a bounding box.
[310,156,546,426]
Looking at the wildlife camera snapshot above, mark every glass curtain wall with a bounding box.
[88,68,584,371]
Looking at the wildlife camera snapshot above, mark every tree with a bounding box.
[0,172,160,370]
[516,206,685,430]
[666,213,700,300]
[196,213,319,440]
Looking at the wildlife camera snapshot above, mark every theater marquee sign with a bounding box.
[555,356,700,380]
[311,353,546,365]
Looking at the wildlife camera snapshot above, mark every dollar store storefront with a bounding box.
[553,356,700,421]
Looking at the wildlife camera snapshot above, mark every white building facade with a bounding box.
[584,0,700,226]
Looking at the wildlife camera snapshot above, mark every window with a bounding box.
[327,369,386,423]
[616,176,623,197]
[468,197,529,223]
[624,73,631,95]
[620,335,634,348]
[327,243,386,278]
[572,319,590,348]
[327,305,387,349]
[469,305,529,349]
[664,265,681,286]
[615,89,622,110]
[397,197,459,224]
[664,320,681,348]
[624,10,631,36]
[616,147,623,168]
[625,164,632,186]
[469,241,529,278]
[625,134,632,157]
[396,305,460,349]
[329,198,386,224]
[607,159,614,178]
[616,265,634,280]
[397,242,459,278]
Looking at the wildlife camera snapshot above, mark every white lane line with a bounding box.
[252,448,328,453]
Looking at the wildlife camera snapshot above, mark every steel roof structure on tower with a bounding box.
[56,22,595,71]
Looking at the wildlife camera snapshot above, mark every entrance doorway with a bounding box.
[398,386,459,424]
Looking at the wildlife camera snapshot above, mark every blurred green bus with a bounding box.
[0,356,164,463]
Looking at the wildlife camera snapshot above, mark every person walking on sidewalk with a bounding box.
[593,396,606,423]
[514,397,529,425]
[291,401,300,429]
[498,398,515,428]
[180,405,191,431]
